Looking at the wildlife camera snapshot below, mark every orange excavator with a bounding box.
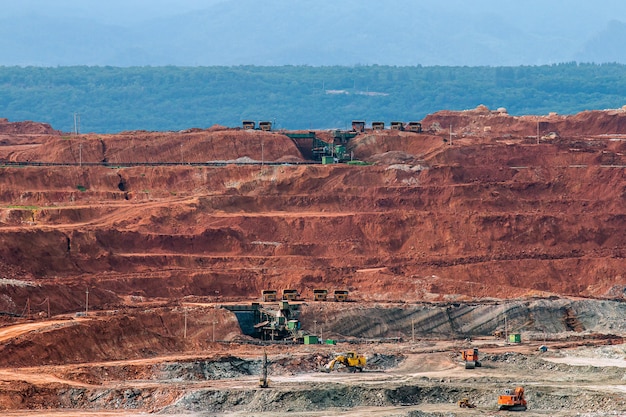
[498,386,527,411]
[461,348,481,369]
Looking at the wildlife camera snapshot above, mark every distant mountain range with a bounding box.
[2,0,626,66]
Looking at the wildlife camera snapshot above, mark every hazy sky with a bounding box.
[1,0,223,23]
[2,0,626,66]
[5,0,626,25]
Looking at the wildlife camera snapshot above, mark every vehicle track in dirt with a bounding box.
[0,109,625,415]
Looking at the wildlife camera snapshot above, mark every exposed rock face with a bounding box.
[0,111,626,417]
[0,118,59,135]
[0,110,624,314]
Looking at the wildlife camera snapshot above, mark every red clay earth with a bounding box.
[0,106,625,415]
[0,107,625,314]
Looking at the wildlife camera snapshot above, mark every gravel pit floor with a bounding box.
[3,342,625,416]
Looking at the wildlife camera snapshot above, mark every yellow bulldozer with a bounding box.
[322,352,366,372]
[458,398,476,408]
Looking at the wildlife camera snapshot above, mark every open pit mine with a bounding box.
[0,106,626,416]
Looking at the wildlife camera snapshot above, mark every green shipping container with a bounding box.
[304,335,318,345]
[321,156,334,164]
[325,339,336,345]
[509,333,522,343]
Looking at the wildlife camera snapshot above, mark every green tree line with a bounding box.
[0,63,625,133]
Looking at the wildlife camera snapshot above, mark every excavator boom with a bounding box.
[322,352,366,372]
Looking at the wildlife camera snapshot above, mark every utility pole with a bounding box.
[213,318,217,342]
[259,349,269,388]
[79,142,82,168]
[85,288,89,316]
[73,113,80,135]
[449,125,453,145]
[536,120,540,144]
[314,320,318,336]
[184,308,188,339]
[504,314,508,344]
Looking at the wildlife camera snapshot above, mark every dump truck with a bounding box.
[259,121,272,131]
[406,121,422,132]
[351,121,365,132]
[498,386,527,411]
[261,290,277,302]
[313,289,328,301]
[461,348,481,369]
[371,121,385,130]
[323,352,366,372]
[333,290,349,302]
[282,289,299,301]
[242,120,256,130]
[390,121,405,131]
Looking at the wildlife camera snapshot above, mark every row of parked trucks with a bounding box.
[242,120,423,133]
[351,120,422,132]
[261,289,349,302]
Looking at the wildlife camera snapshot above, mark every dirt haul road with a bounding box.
[0,304,625,416]
[1,319,626,416]
[0,107,625,415]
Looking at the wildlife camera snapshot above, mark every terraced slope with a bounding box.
[0,110,624,315]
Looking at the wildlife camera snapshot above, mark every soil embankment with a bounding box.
[0,109,625,415]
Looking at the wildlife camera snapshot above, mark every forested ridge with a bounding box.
[1,63,626,133]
